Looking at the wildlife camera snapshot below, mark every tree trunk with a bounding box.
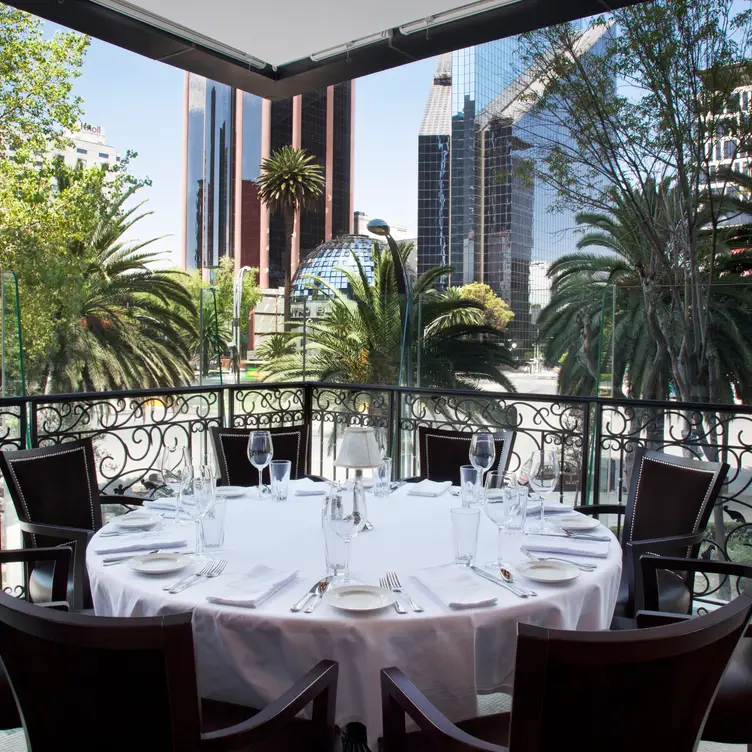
[283,210,294,329]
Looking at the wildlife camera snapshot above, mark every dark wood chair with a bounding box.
[573,447,728,623]
[0,545,72,730]
[0,591,340,751]
[0,439,103,610]
[637,553,752,750]
[211,425,314,486]
[379,585,752,751]
[411,427,516,484]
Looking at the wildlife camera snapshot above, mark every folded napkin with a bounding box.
[526,501,574,516]
[293,478,329,496]
[206,564,298,608]
[414,564,498,609]
[523,536,610,559]
[93,535,188,555]
[407,480,452,497]
[143,499,179,512]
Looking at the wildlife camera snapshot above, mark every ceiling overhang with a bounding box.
[8,0,646,99]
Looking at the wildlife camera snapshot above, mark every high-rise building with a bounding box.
[417,27,609,346]
[183,75,354,286]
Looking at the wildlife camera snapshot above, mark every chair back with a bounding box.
[623,448,728,551]
[211,426,309,486]
[0,592,202,751]
[508,590,752,752]
[0,440,102,548]
[417,427,515,484]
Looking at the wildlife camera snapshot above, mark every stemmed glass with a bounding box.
[374,427,388,460]
[247,431,273,498]
[528,450,559,533]
[159,441,189,526]
[184,465,216,561]
[470,432,496,497]
[484,471,515,567]
[323,482,365,585]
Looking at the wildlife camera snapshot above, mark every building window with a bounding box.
[724,140,737,159]
[115,156,120,162]
[715,142,722,160]
[76,147,87,155]
[98,152,109,159]
[744,91,749,110]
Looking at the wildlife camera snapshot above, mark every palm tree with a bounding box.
[41,190,195,393]
[256,146,325,323]
[261,241,516,390]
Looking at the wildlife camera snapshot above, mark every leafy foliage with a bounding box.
[459,283,515,331]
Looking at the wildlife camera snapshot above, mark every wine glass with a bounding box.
[184,465,216,561]
[247,431,273,498]
[470,432,496,497]
[484,471,516,567]
[374,427,388,459]
[159,442,189,526]
[323,482,365,584]
[527,450,559,533]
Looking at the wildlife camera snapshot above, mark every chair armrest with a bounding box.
[380,667,506,752]
[37,601,70,611]
[635,610,694,629]
[201,660,339,751]
[573,504,626,517]
[0,546,72,603]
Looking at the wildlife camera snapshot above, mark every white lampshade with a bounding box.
[334,427,383,469]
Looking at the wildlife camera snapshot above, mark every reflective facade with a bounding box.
[417,26,607,347]
[183,75,354,287]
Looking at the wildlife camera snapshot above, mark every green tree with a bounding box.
[256,146,324,322]
[261,242,516,389]
[460,282,515,331]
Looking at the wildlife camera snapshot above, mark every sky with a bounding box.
[55,24,436,266]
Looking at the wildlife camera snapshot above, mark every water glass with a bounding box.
[270,459,291,502]
[459,464,481,507]
[247,431,273,498]
[528,450,559,533]
[373,457,392,498]
[374,426,389,459]
[451,507,480,566]
[323,484,348,577]
[201,496,227,549]
[322,481,365,584]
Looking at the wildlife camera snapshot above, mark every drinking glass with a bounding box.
[469,432,496,495]
[374,426,389,459]
[373,457,392,498]
[201,495,227,549]
[270,459,291,502]
[159,442,189,525]
[323,483,348,578]
[247,431,273,498]
[323,480,365,584]
[451,507,480,566]
[527,450,559,533]
[459,465,481,507]
[484,471,515,567]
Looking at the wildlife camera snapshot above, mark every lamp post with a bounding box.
[366,218,412,386]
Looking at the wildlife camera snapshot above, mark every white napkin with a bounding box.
[526,501,574,516]
[293,478,329,496]
[143,499,179,511]
[414,564,498,609]
[93,535,188,555]
[206,564,298,608]
[407,480,452,497]
[523,536,610,559]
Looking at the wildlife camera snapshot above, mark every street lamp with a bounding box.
[367,218,412,386]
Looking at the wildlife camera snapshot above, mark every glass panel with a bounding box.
[1,270,25,398]
[198,287,223,386]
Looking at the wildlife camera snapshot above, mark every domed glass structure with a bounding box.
[291,234,381,301]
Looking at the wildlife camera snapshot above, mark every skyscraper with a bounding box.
[417,27,608,346]
[183,75,354,286]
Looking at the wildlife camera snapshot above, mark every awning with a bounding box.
[9,0,646,98]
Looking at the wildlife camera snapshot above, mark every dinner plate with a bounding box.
[128,553,192,575]
[113,512,161,530]
[323,585,396,612]
[517,560,580,583]
[557,514,600,531]
[215,486,249,499]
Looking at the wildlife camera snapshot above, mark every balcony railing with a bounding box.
[1,382,751,576]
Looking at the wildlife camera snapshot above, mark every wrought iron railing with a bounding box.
[0,382,750,576]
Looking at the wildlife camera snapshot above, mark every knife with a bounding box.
[470,565,528,598]
[291,579,327,612]
[540,531,610,542]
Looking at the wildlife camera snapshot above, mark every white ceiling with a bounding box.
[95,0,476,67]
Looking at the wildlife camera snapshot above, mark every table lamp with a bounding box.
[334,427,383,531]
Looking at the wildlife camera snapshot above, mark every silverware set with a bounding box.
[290,578,331,613]
[164,559,227,594]
[469,564,535,598]
[383,571,423,613]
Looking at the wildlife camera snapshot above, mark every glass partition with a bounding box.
[1,270,25,398]
[198,287,223,386]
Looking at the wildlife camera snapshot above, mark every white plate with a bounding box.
[215,486,249,499]
[323,585,396,612]
[517,560,580,583]
[128,553,192,575]
[113,512,161,530]
[557,514,600,531]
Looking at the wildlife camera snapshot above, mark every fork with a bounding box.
[380,576,407,614]
[164,560,214,592]
[386,571,424,612]
[169,558,227,593]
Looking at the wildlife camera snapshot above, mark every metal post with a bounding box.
[611,284,617,398]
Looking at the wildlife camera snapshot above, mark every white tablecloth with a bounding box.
[87,482,622,742]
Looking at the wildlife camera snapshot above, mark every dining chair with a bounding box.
[637,553,752,750]
[379,585,752,752]
[0,591,340,751]
[573,446,728,623]
[0,439,103,610]
[210,425,315,486]
[412,427,516,484]
[0,545,72,730]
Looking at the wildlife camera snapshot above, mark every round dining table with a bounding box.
[87,480,622,744]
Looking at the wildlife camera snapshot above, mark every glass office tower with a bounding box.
[184,75,354,288]
[417,25,607,347]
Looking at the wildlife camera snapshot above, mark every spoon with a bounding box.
[303,577,331,613]
[499,567,537,597]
